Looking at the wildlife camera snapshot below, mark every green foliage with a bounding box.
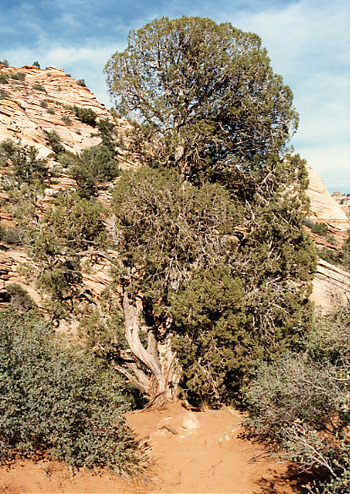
[341,232,350,271]
[73,105,97,126]
[77,78,87,87]
[46,130,65,155]
[32,61,40,68]
[318,231,350,272]
[112,164,315,405]
[106,16,298,181]
[0,226,23,245]
[32,83,46,92]
[0,309,144,474]
[171,265,246,405]
[29,191,107,319]
[0,73,9,84]
[0,60,9,66]
[311,222,328,236]
[0,88,9,99]
[0,139,50,186]
[5,284,36,312]
[243,304,350,493]
[71,144,120,198]
[97,118,119,151]
[10,72,25,81]
[113,167,242,297]
[40,99,48,108]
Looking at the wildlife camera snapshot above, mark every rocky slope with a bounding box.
[1,64,113,156]
[306,165,349,243]
[0,63,349,313]
[332,191,350,220]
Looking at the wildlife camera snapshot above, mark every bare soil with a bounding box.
[0,402,305,494]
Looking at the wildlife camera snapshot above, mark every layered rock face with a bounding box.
[306,165,350,235]
[0,65,116,158]
[332,191,350,220]
[311,258,350,312]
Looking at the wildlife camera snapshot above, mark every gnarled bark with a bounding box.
[122,291,181,406]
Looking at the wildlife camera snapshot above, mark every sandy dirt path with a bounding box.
[0,403,303,493]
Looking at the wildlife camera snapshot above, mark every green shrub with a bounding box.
[0,309,145,474]
[45,131,65,155]
[311,222,328,236]
[302,217,315,229]
[0,73,9,84]
[71,144,120,198]
[0,139,50,185]
[0,60,9,66]
[77,78,86,87]
[0,88,8,99]
[32,83,46,92]
[47,108,55,114]
[244,304,350,493]
[32,61,40,68]
[0,226,23,245]
[10,72,25,81]
[40,100,48,108]
[5,284,36,311]
[73,106,97,126]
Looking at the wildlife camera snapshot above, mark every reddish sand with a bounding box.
[0,403,304,493]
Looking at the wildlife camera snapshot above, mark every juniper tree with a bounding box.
[105,16,298,182]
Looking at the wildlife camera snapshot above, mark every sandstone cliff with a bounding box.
[306,165,349,237]
[332,191,350,220]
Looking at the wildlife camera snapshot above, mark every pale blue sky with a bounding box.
[1,0,349,192]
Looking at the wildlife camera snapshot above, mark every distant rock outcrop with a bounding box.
[306,165,350,236]
[332,191,350,221]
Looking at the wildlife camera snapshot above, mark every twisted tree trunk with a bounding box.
[119,291,181,407]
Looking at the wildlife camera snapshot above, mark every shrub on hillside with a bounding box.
[0,73,9,84]
[71,144,120,198]
[73,106,97,126]
[10,72,25,81]
[311,222,328,236]
[32,83,46,92]
[0,309,145,474]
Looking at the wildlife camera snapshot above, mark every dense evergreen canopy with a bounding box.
[105,16,298,180]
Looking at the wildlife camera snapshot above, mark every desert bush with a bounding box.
[61,115,72,126]
[0,88,8,99]
[0,226,23,245]
[0,308,145,474]
[32,61,40,68]
[32,83,46,92]
[0,60,9,66]
[0,73,9,84]
[0,139,50,185]
[10,72,25,81]
[45,131,65,155]
[77,78,86,87]
[302,217,315,229]
[71,144,120,198]
[40,100,48,108]
[5,284,36,311]
[244,304,350,493]
[73,106,97,126]
[311,222,328,236]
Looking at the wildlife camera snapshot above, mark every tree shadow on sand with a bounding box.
[254,464,316,494]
